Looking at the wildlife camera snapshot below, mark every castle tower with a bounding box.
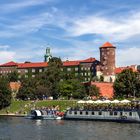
[44,47,52,62]
[100,42,116,82]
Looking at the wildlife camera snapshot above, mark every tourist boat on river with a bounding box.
[64,101,140,123]
[27,109,64,120]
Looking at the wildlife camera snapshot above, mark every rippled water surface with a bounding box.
[0,117,140,140]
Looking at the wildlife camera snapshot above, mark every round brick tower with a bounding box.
[100,42,116,76]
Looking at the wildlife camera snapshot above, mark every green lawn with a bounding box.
[0,100,77,114]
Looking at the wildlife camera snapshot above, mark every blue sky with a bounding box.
[0,0,140,66]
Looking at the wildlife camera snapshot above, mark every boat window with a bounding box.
[74,111,77,115]
[114,112,117,116]
[80,111,83,115]
[86,111,88,115]
[99,112,102,115]
[120,112,122,116]
[129,112,132,116]
[69,111,72,114]
[92,112,94,115]
[110,112,113,115]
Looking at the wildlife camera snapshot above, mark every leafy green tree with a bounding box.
[88,85,100,97]
[17,78,37,100]
[0,77,12,109]
[36,85,50,100]
[42,57,63,99]
[58,79,86,99]
[113,69,140,98]
[99,75,104,82]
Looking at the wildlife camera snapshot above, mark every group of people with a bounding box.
[69,102,140,111]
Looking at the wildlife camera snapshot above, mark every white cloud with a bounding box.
[9,12,53,33]
[117,47,140,66]
[0,0,53,12]
[0,45,10,50]
[66,12,140,41]
[0,51,16,64]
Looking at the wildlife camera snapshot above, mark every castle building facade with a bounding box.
[0,58,99,82]
[0,42,137,82]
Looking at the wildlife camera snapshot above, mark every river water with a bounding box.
[0,117,140,140]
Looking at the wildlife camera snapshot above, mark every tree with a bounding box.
[99,75,104,82]
[42,57,63,99]
[88,85,100,97]
[35,85,50,100]
[0,77,12,109]
[58,79,86,99]
[113,69,140,98]
[16,78,37,100]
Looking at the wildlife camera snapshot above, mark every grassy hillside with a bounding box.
[0,100,77,115]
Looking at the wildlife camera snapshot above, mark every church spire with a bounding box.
[44,46,52,62]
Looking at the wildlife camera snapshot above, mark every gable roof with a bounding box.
[0,61,18,67]
[80,57,96,63]
[115,65,137,74]
[18,62,48,68]
[0,57,97,68]
[63,57,96,66]
[63,60,80,66]
[100,42,115,48]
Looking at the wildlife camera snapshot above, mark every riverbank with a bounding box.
[0,100,77,115]
[0,114,26,117]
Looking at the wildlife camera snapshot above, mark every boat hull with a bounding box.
[64,110,140,123]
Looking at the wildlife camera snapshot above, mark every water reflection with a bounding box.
[35,120,42,126]
[0,117,140,140]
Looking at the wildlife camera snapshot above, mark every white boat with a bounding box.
[28,110,63,120]
[64,101,140,123]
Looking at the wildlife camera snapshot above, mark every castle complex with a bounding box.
[0,42,138,83]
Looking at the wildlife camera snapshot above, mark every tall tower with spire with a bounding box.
[44,47,52,62]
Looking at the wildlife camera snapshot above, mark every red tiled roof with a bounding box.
[91,82,114,99]
[0,61,18,67]
[0,57,96,68]
[18,62,48,68]
[115,65,137,74]
[63,61,80,66]
[100,42,115,48]
[80,57,96,63]
[63,57,96,66]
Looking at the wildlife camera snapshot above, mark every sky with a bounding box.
[0,0,140,66]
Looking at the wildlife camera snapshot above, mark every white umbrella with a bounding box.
[94,100,103,104]
[77,100,86,103]
[103,100,111,103]
[120,99,131,103]
[111,99,120,103]
[86,100,94,104]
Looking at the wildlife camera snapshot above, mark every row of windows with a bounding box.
[18,69,43,73]
[19,75,36,78]
[81,72,91,76]
[65,67,94,72]
[0,70,12,73]
[84,78,91,81]
[71,111,133,116]
[0,69,43,74]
